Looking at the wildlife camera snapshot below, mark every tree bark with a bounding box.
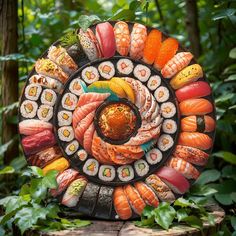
[0,0,19,163]
[185,0,202,58]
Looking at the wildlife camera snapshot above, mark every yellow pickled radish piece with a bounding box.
[43,157,69,175]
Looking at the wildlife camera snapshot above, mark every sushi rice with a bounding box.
[37,104,53,121]
[162,119,177,134]
[158,134,174,151]
[25,84,42,101]
[40,89,57,106]
[81,66,99,84]
[98,61,115,79]
[57,110,73,126]
[161,102,176,118]
[134,159,149,176]
[116,58,134,75]
[154,86,170,103]
[147,75,161,91]
[98,165,115,181]
[83,158,99,176]
[20,100,38,118]
[65,140,79,155]
[133,64,151,82]
[58,126,74,142]
[61,93,78,111]
[77,149,88,161]
[146,148,163,165]
[117,165,134,182]
[69,78,86,96]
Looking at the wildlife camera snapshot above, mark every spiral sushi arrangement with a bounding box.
[19,21,216,220]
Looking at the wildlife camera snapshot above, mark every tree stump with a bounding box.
[31,204,225,236]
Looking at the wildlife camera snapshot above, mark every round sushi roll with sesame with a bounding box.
[162,119,177,134]
[41,89,57,106]
[69,78,86,96]
[134,159,149,176]
[37,104,53,121]
[117,165,134,182]
[154,86,170,103]
[83,158,99,176]
[161,102,176,118]
[57,110,72,126]
[58,126,74,142]
[116,58,134,75]
[65,140,79,155]
[98,165,115,181]
[20,100,38,118]
[146,148,163,165]
[147,75,161,91]
[81,66,99,84]
[158,134,174,151]
[133,64,151,82]
[98,61,115,79]
[77,149,88,162]
[61,93,78,111]
[25,84,42,101]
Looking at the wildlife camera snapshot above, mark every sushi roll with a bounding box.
[20,100,38,118]
[61,93,78,111]
[50,168,79,197]
[69,78,86,96]
[19,119,53,136]
[134,160,149,176]
[65,140,79,155]
[160,102,176,118]
[145,174,176,202]
[25,84,42,101]
[37,105,53,122]
[57,110,72,126]
[145,148,162,165]
[27,145,62,168]
[117,165,134,182]
[98,165,115,182]
[22,130,56,155]
[40,89,57,106]
[154,86,170,103]
[29,74,62,92]
[58,126,74,142]
[96,22,116,58]
[147,75,161,91]
[98,61,115,79]
[83,158,99,176]
[76,149,88,161]
[35,58,68,84]
[158,134,174,151]
[81,66,99,84]
[42,157,69,175]
[162,119,177,134]
[61,176,87,207]
[116,59,134,75]
[133,64,151,82]
[47,45,78,74]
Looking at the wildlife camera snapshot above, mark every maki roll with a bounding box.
[58,126,74,142]
[117,165,134,182]
[69,78,86,96]
[61,176,87,207]
[133,64,151,82]
[98,61,115,79]
[65,140,79,155]
[40,89,57,106]
[147,75,161,91]
[81,66,99,84]
[154,86,170,103]
[83,158,99,176]
[20,100,38,118]
[57,110,72,126]
[162,119,177,134]
[134,160,149,176]
[76,149,88,162]
[25,84,42,101]
[146,148,162,165]
[42,157,69,175]
[158,134,174,151]
[37,104,53,122]
[160,102,176,118]
[98,165,115,182]
[61,93,78,111]
[116,58,134,75]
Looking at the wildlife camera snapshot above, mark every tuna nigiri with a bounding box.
[178,132,212,150]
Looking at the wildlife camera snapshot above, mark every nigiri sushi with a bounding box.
[129,23,147,60]
[179,98,213,116]
[176,81,211,102]
[181,115,215,132]
[154,38,179,70]
[143,29,162,64]
[178,132,212,150]
[113,21,130,56]
[76,92,110,107]
[42,157,69,175]
[170,64,203,89]
[113,187,132,220]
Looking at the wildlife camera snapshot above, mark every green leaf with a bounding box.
[229,48,236,59]
[176,209,188,222]
[225,74,236,82]
[30,178,47,201]
[231,216,236,231]
[78,15,101,31]
[42,170,58,189]
[181,216,203,229]
[213,151,236,165]
[189,185,217,196]
[194,170,221,185]
[129,0,142,10]
[0,166,15,175]
[23,166,44,177]
[215,193,233,205]
[0,53,35,63]
[174,198,193,208]
[222,165,236,180]
[0,139,16,156]
[108,9,136,21]
[45,203,60,218]
[213,8,236,21]
[142,205,155,218]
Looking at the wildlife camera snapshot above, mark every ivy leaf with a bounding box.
[78,15,101,31]
[176,209,188,222]
[0,166,15,175]
[42,170,58,189]
[181,216,203,229]
[23,166,44,178]
[45,203,60,219]
[142,205,155,218]
[30,178,47,201]
[194,169,221,185]
[174,198,193,208]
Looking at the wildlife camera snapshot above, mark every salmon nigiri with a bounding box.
[77,92,110,107]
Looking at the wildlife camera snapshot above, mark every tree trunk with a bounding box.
[0,0,19,163]
[185,0,202,58]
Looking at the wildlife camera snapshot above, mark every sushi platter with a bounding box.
[19,21,216,220]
